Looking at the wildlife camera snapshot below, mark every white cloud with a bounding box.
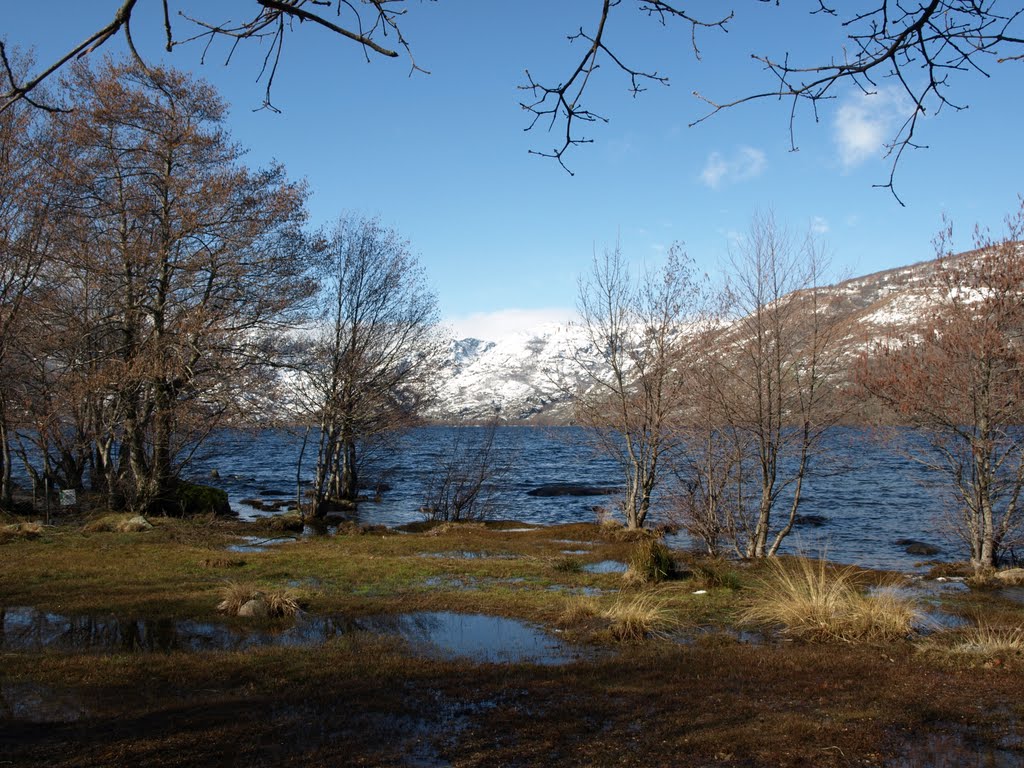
[834,87,912,168]
[810,216,830,235]
[700,146,767,189]
[444,308,577,342]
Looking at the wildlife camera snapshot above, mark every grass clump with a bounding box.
[603,592,682,643]
[742,557,919,643]
[558,596,600,625]
[948,625,1024,656]
[0,521,43,542]
[624,539,676,585]
[553,556,584,573]
[217,582,301,618]
[83,514,154,533]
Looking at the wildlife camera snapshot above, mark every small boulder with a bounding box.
[237,597,269,618]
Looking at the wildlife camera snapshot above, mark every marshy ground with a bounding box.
[2,513,1023,767]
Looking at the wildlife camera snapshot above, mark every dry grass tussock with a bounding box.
[558,596,600,625]
[624,539,676,585]
[0,521,43,541]
[742,557,919,642]
[603,591,682,643]
[947,624,1024,656]
[83,514,153,533]
[217,582,301,618]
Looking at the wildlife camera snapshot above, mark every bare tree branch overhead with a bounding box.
[2,1,1022,189]
[692,1,1024,204]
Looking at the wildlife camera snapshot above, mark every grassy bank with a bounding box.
[2,514,1023,766]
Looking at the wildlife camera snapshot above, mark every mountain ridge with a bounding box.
[430,254,950,422]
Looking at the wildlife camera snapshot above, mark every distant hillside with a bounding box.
[430,255,950,422]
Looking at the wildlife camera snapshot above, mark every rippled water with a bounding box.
[186,426,953,571]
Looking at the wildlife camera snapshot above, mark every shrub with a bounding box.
[741,557,919,642]
[175,482,231,517]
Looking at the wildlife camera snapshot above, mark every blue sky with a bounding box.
[5,1,1023,340]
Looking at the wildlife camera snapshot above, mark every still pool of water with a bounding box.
[0,607,582,665]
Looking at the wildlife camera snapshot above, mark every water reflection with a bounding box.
[0,607,584,665]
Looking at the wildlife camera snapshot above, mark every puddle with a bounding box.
[0,607,358,652]
[368,611,583,665]
[582,560,628,574]
[866,581,974,633]
[678,627,770,645]
[422,576,480,591]
[561,550,590,555]
[1,682,87,723]
[0,607,586,665]
[226,535,298,553]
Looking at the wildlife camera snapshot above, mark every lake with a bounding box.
[186,426,956,572]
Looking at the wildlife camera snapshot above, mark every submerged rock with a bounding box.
[896,539,941,556]
[793,514,828,527]
[526,484,620,497]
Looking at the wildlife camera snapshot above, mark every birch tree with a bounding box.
[305,214,439,517]
[575,244,708,530]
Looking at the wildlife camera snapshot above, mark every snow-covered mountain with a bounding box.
[430,255,953,423]
[431,322,596,421]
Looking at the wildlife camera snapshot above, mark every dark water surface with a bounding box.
[188,426,951,572]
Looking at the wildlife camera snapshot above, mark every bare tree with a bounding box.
[303,213,440,517]
[574,243,709,530]
[3,3,1021,188]
[701,213,846,558]
[857,204,1024,571]
[0,53,51,507]
[26,59,312,512]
